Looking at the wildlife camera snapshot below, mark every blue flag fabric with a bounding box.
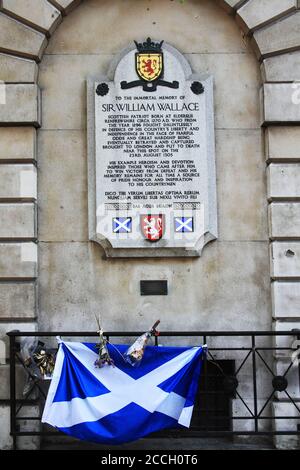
[42,341,204,445]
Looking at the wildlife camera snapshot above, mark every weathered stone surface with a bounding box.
[216,129,267,241]
[1,0,61,35]
[268,164,300,200]
[269,203,300,239]
[237,0,296,34]
[0,404,40,450]
[266,127,300,162]
[273,402,300,449]
[261,51,300,83]
[39,241,271,333]
[48,0,81,15]
[0,165,37,200]
[40,51,260,130]
[38,130,87,241]
[0,84,40,126]
[187,53,261,130]
[273,320,300,357]
[0,321,37,357]
[252,11,300,59]
[46,0,246,55]
[0,12,47,60]
[0,405,12,449]
[272,282,300,318]
[0,364,27,399]
[0,203,36,239]
[0,282,36,318]
[0,53,37,82]
[261,84,300,125]
[0,243,37,279]
[216,0,246,14]
[271,242,300,278]
[0,127,36,161]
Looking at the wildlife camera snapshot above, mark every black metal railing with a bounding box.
[7,330,300,450]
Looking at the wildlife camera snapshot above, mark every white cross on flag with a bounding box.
[42,341,204,444]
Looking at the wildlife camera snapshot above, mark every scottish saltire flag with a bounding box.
[113,217,132,233]
[42,341,204,445]
[175,217,194,233]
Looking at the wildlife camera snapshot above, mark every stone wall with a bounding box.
[0,0,299,449]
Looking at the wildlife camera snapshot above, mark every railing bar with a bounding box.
[234,390,255,417]
[255,350,275,377]
[284,390,300,415]
[6,330,300,337]
[9,334,17,451]
[252,335,259,432]
[257,390,275,418]
[235,350,252,375]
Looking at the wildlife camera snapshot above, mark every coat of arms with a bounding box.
[141,214,165,241]
[121,38,179,92]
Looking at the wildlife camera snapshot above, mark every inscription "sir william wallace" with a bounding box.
[101,102,200,113]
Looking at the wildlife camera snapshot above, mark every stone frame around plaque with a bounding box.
[87,40,218,258]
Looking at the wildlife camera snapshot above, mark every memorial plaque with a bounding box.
[87,38,217,257]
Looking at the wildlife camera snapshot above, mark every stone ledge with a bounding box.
[0,13,47,61]
[261,84,300,125]
[48,0,81,15]
[270,242,300,278]
[0,203,36,239]
[0,243,37,279]
[252,11,300,59]
[0,164,37,200]
[0,0,62,36]
[265,127,300,162]
[268,164,300,200]
[261,51,300,83]
[0,281,36,319]
[216,0,247,14]
[0,53,37,83]
[0,127,36,161]
[269,203,300,239]
[272,282,300,318]
[237,0,297,35]
[0,84,41,126]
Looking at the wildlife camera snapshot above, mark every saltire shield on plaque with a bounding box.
[42,341,204,445]
[141,214,165,241]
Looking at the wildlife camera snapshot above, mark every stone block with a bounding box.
[265,127,300,162]
[253,11,300,59]
[216,0,246,14]
[0,243,37,279]
[38,130,87,241]
[269,203,300,239]
[0,53,37,82]
[0,84,40,126]
[237,0,296,34]
[0,282,36,319]
[48,0,81,15]
[0,12,47,60]
[261,51,300,83]
[0,203,36,239]
[268,164,300,200]
[261,84,300,125]
[0,405,12,449]
[271,242,300,278]
[0,127,36,161]
[273,321,300,358]
[0,404,40,450]
[1,0,61,35]
[272,402,300,449]
[0,165,37,200]
[272,282,300,319]
[0,320,37,359]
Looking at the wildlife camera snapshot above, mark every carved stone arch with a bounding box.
[0,0,300,449]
